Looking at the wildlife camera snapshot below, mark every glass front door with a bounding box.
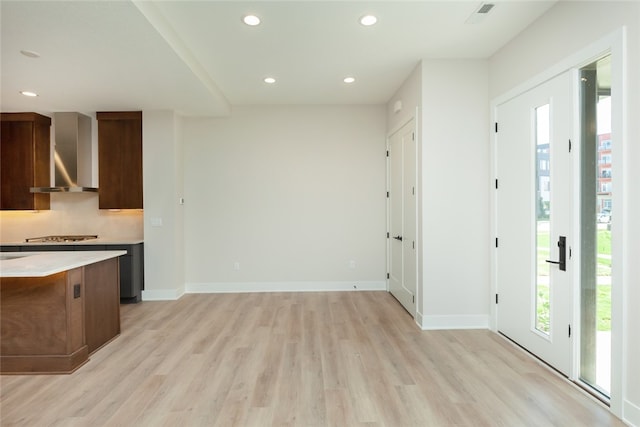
[496,71,573,376]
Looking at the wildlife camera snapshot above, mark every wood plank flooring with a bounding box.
[0,291,625,426]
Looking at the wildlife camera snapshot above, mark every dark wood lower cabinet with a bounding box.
[84,258,120,354]
[0,258,120,374]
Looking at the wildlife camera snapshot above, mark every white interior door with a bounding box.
[388,119,417,316]
[496,71,574,376]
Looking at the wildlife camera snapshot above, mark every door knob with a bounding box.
[393,235,403,241]
[545,235,566,271]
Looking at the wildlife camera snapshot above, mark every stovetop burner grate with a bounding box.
[25,235,99,243]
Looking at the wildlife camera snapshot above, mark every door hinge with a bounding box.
[495,237,499,248]
[386,150,389,157]
[569,247,572,259]
[568,324,572,338]
[387,232,390,239]
[412,295,415,303]
[386,191,389,198]
[412,240,415,250]
[496,294,499,304]
[569,139,572,153]
[495,179,498,189]
[412,186,415,195]
[495,122,498,133]
[386,272,390,279]
[412,132,415,141]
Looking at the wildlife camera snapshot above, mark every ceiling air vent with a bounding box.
[477,3,495,14]
[465,3,496,24]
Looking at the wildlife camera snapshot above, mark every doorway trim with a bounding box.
[489,27,626,419]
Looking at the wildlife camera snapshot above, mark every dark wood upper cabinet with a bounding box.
[97,111,143,209]
[0,113,51,210]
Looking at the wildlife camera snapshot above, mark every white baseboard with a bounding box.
[185,281,386,294]
[141,287,185,301]
[625,399,640,427]
[417,313,489,330]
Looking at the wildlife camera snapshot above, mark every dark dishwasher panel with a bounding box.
[105,244,143,303]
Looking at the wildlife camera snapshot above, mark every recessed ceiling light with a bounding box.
[264,77,276,84]
[20,91,38,97]
[343,77,356,84]
[20,50,40,58]
[243,15,261,26]
[360,15,377,26]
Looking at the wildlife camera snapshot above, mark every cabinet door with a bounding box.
[84,258,120,353]
[97,112,142,209]
[0,116,50,210]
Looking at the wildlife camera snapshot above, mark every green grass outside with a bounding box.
[596,285,611,331]
[598,229,611,255]
[535,227,612,332]
[536,285,610,332]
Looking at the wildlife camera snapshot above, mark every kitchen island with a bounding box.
[1,238,144,303]
[0,251,125,374]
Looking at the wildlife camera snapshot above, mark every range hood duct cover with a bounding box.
[31,112,98,193]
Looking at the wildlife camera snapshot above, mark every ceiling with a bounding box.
[1,1,558,117]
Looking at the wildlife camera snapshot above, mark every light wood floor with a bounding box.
[0,291,625,426]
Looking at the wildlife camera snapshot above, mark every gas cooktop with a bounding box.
[25,235,99,243]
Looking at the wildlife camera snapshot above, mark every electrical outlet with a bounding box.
[234,261,240,271]
[73,284,81,298]
[349,260,356,270]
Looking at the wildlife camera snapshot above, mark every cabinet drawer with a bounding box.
[73,245,107,251]
[21,245,70,252]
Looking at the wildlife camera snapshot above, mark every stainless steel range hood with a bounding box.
[31,112,98,193]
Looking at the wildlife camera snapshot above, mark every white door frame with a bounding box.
[489,28,626,417]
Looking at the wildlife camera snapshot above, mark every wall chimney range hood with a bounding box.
[31,112,98,193]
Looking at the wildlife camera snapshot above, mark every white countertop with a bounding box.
[1,238,144,246]
[0,251,127,278]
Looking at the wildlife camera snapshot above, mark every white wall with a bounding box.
[142,110,185,300]
[181,105,387,292]
[489,2,640,424]
[387,62,422,133]
[421,60,491,329]
[386,60,490,329]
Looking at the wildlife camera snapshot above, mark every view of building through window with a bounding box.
[535,104,551,335]
[594,93,612,395]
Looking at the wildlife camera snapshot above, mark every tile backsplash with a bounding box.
[0,192,143,242]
